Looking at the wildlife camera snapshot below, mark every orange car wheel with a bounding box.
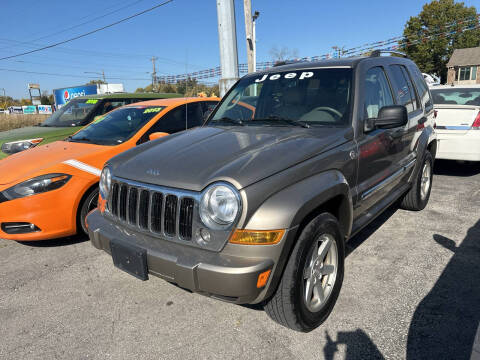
[78,187,99,235]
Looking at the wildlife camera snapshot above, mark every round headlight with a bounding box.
[99,167,111,199]
[200,184,240,229]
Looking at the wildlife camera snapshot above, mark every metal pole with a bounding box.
[243,0,254,73]
[252,19,256,72]
[216,0,239,96]
[151,56,158,91]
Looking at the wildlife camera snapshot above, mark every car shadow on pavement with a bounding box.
[406,219,480,359]
[16,234,89,247]
[323,329,385,360]
[433,159,480,177]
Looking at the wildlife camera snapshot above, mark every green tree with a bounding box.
[402,0,480,82]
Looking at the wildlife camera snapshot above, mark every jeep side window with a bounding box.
[364,67,395,119]
[408,65,434,113]
[388,65,417,113]
[185,102,204,128]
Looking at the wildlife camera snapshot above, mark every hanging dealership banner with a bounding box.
[37,105,53,114]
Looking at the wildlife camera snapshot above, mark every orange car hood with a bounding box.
[0,141,113,186]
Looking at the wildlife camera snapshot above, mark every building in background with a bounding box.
[446,47,480,85]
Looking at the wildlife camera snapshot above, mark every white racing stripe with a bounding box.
[63,159,101,177]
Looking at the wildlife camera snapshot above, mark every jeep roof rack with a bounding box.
[370,49,408,58]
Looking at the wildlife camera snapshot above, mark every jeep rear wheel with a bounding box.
[264,213,344,332]
[400,150,433,211]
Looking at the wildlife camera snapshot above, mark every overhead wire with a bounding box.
[0,0,173,61]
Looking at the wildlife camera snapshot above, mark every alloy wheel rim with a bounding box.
[303,233,338,313]
[420,162,431,200]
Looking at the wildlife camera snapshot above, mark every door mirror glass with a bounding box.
[149,132,169,141]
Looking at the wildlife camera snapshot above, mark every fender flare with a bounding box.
[409,126,436,182]
[245,169,353,239]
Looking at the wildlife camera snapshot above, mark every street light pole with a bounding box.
[216,0,239,96]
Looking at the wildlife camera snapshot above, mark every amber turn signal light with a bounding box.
[257,269,271,288]
[229,229,285,245]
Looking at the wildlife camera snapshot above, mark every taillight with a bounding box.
[473,112,480,129]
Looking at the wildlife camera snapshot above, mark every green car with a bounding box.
[0,93,182,159]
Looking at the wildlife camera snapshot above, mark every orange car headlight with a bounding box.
[229,229,285,245]
[0,174,71,202]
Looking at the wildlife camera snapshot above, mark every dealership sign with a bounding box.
[53,85,98,108]
[37,105,53,114]
[22,106,37,114]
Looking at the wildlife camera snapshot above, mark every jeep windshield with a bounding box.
[42,98,99,127]
[68,106,165,145]
[209,68,353,127]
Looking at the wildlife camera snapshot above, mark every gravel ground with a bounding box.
[0,160,479,360]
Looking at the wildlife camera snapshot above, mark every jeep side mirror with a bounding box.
[149,132,169,141]
[365,105,408,131]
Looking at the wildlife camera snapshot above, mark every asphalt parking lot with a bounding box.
[1,160,479,360]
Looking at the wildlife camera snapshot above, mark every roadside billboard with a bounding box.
[53,85,98,108]
[22,106,37,114]
[37,105,53,114]
[8,106,23,114]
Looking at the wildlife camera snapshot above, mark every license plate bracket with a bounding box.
[110,239,148,281]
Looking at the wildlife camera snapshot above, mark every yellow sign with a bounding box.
[143,107,163,114]
[86,99,99,104]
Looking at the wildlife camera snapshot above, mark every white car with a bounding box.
[430,85,480,161]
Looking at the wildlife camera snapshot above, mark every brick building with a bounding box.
[446,47,480,85]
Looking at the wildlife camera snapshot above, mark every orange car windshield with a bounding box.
[69,106,165,146]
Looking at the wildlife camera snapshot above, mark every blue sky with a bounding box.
[1,0,479,99]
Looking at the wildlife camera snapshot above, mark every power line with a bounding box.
[0,67,151,81]
[0,0,148,52]
[0,0,173,61]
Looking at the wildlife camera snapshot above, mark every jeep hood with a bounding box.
[111,126,350,191]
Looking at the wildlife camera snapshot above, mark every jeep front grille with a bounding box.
[107,180,195,241]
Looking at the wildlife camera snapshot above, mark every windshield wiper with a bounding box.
[70,136,92,143]
[253,115,310,128]
[211,117,245,126]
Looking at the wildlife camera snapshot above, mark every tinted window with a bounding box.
[364,67,395,118]
[186,102,204,128]
[389,65,417,113]
[147,105,187,135]
[210,68,353,126]
[100,100,127,114]
[430,88,480,105]
[408,65,433,112]
[70,106,165,145]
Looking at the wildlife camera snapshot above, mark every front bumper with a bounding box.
[0,178,87,241]
[87,210,290,304]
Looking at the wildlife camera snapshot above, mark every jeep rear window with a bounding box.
[69,106,165,146]
[209,68,353,127]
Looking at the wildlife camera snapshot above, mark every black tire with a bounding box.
[78,188,99,235]
[400,151,433,211]
[264,213,345,332]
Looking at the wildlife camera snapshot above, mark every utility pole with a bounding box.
[243,0,254,73]
[151,56,158,91]
[252,10,259,73]
[216,0,239,96]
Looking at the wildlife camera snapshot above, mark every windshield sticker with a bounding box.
[143,107,163,114]
[255,72,314,83]
[86,99,99,104]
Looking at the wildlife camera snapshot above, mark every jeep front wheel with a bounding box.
[264,213,345,332]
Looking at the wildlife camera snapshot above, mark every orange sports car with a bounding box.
[0,97,219,241]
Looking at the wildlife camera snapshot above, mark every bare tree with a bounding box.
[269,46,299,62]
